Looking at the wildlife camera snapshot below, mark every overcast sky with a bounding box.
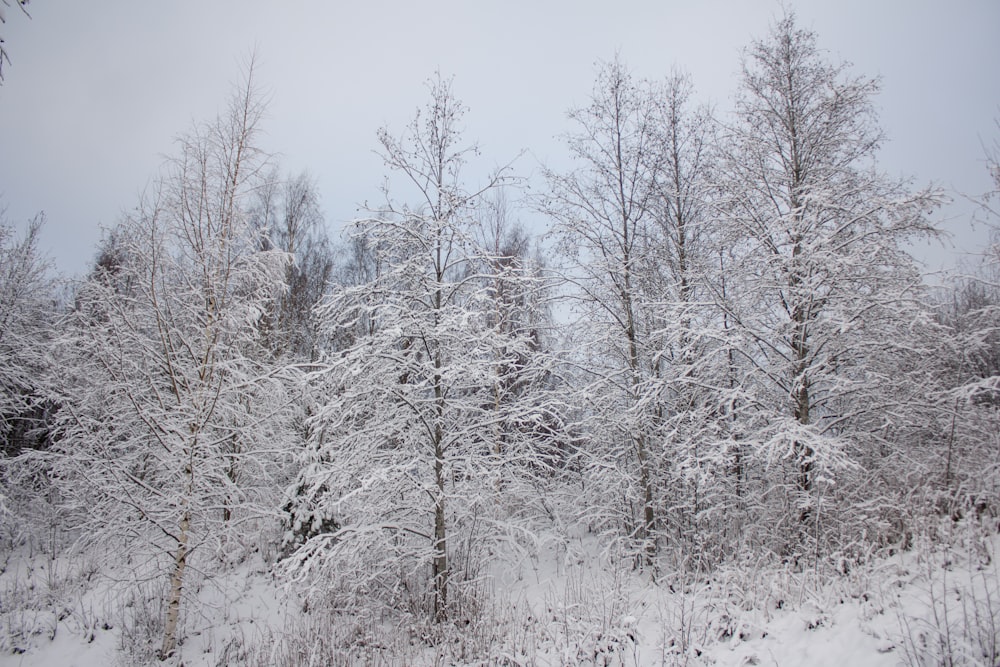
[1,1,998,277]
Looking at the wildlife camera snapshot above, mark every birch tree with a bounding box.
[642,73,733,566]
[283,77,557,623]
[717,13,940,553]
[0,212,55,541]
[542,59,667,561]
[34,67,294,660]
[0,213,54,457]
[251,169,333,360]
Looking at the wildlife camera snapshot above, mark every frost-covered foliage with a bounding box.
[542,60,733,570]
[715,16,943,561]
[249,169,334,361]
[0,213,56,552]
[541,16,947,577]
[0,214,53,457]
[13,64,299,660]
[282,77,564,623]
[2,13,1000,666]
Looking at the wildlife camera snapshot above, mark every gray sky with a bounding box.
[1,1,997,277]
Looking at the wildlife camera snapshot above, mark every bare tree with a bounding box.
[717,13,940,551]
[0,0,29,83]
[643,72,731,567]
[542,58,665,561]
[251,169,334,360]
[283,77,557,623]
[0,213,53,456]
[31,63,295,659]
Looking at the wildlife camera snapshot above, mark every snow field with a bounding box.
[1,520,995,665]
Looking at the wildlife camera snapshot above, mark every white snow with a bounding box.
[1,525,996,666]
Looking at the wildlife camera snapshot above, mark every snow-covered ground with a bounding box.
[1,523,997,666]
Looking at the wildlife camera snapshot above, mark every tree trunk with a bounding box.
[793,337,814,523]
[790,227,814,514]
[621,220,656,562]
[635,434,656,560]
[431,342,449,622]
[159,510,189,661]
[432,435,448,622]
[162,437,196,660]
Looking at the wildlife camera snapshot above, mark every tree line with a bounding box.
[1,14,997,660]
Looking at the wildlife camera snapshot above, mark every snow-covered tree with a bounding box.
[923,123,1000,517]
[32,67,295,659]
[283,77,558,622]
[0,213,54,457]
[641,72,735,568]
[0,212,56,541]
[476,189,559,469]
[715,13,940,554]
[541,60,663,560]
[251,169,334,361]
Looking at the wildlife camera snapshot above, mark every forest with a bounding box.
[1,13,998,667]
